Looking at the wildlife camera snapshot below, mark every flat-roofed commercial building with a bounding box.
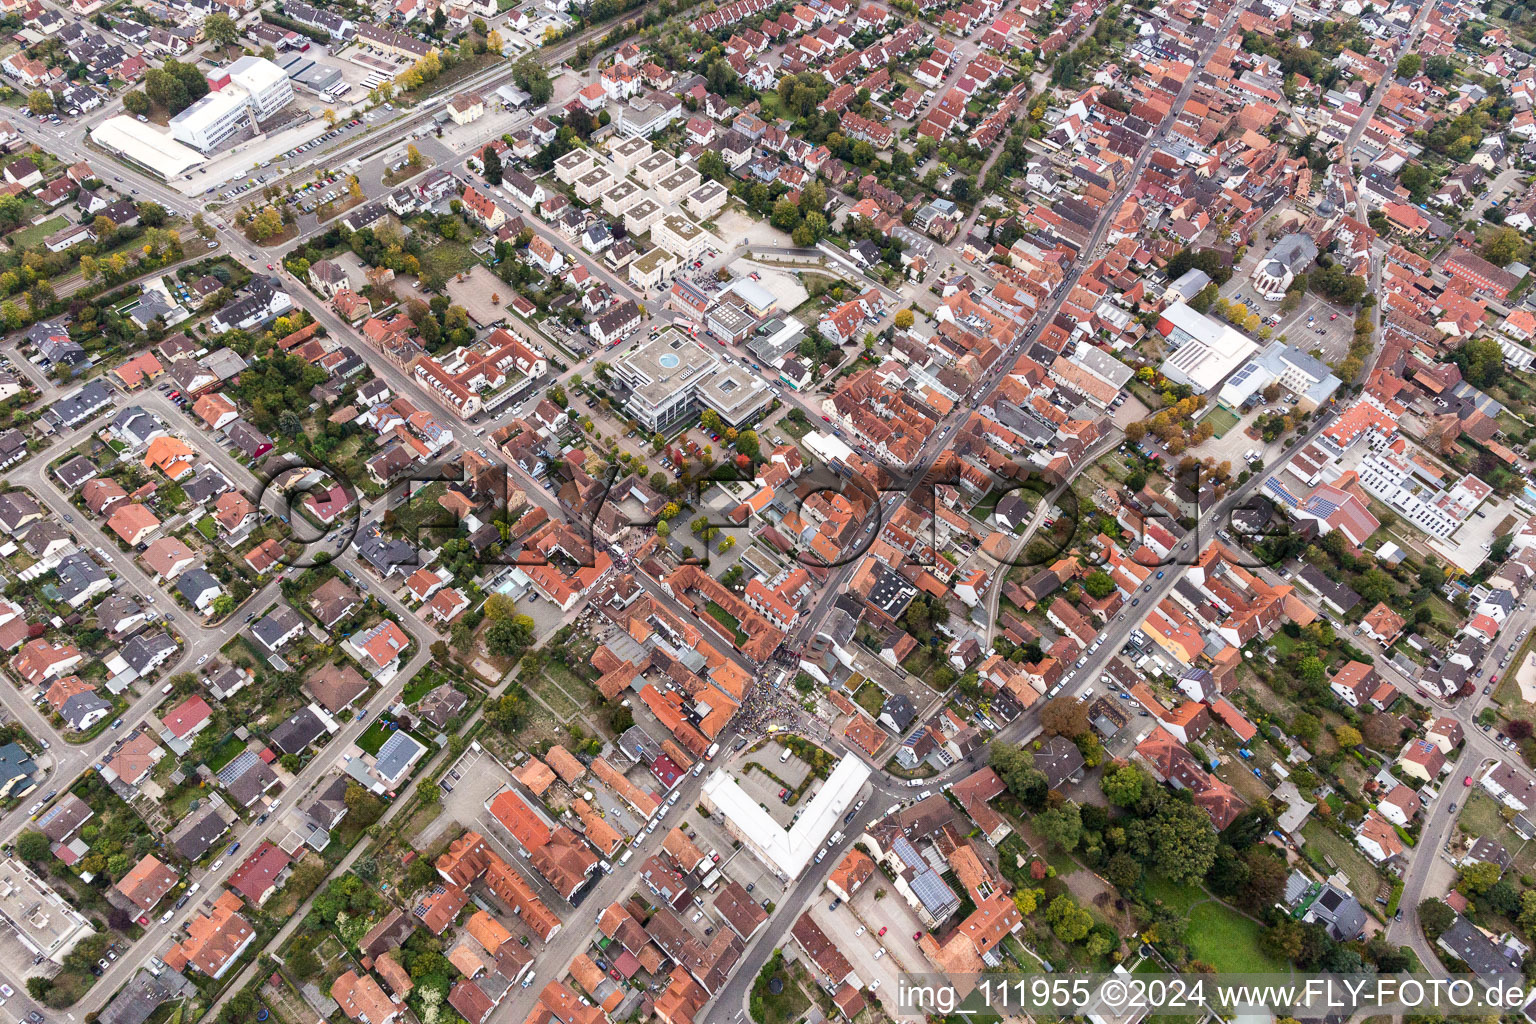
[168,90,250,152]
[0,859,95,963]
[1155,300,1260,395]
[701,753,870,881]
[610,329,770,431]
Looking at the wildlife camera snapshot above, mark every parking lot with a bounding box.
[678,788,787,914]
[726,740,817,825]
[414,743,505,848]
[811,883,929,1011]
[1275,293,1354,364]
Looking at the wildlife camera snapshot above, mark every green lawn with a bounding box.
[195,515,218,541]
[1204,405,1240,438]
[204,735,247,773]
[357,718,435,757]
[1143,873,1205,914]
[7,216,65,250]
[705,600,748,645]
[1185,901,1289,973]
[418,238,477,283]
[357,719,392,755]
[749,954,810,1024]
[1301,820,1384,908]
[852,679,885,716]
[401,666,448,706]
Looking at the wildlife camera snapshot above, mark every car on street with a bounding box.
[0,984,12,998]
[877,926,888,936]
[1465,775,1473,786]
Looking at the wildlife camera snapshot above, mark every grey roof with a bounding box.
[97,968,193,1024]
[268,707,327,755]
[121,632,177,674]
[169,803,230,859]
[182,465,231,504]
[36,792,93,842]
[879,693,916,731]
[200,347,248,381]
[55,552,108,602]
[0,742,36,786]
[415,683,467,729]
[1266,232,1319,275]
[110,406,166,447]
[216,751,260,787]
[54,455,98,489]
[1465,836,1511,870]
[891,837,959,916]
[354,522,418,577]
[0,491,39,531]
[225,757,278,806]
[1037,734,1086,789]
[251,604,303,650]
[96,594,144,633]
[49,380,114,428]
[1295,564,1361,612]
[1308,883,1366,941]
[306,774,350,827]
[61,692,112,729]
[373,730,426,783]
[176,567,221,604]
[227,420,273,457]
[1440,915,1522,981]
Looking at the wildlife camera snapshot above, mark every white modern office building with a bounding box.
[227,56,294,121]
[169,57,293,152]
[169,90,250,152]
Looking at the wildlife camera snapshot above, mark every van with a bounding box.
[705,742,720,760]
[161,682,174,694]
[779,748,793,763]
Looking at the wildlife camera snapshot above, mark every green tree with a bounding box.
[343,782,385,825]
[1035,803,1082,851]
[1101,762,1147,807]
[1482,226,1521,267]
[484,689,528,732]
[1044,894,1092,942]
[512,54,553,104]
[482,146,503,187]
[1396,53,1421,78]
[1457,861,1501,895]
[989,743,1048,810]
[485,614,535,657]
[203,12,239,47]
[1082,571,1115,599]
[15,830,49,861]
[771,198,801,231]
[1453,335,1506,390]
[1417,898,1455,939]
[26,91,51,115]
[1297,657,1326,689]
[1127,798,1219,885]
